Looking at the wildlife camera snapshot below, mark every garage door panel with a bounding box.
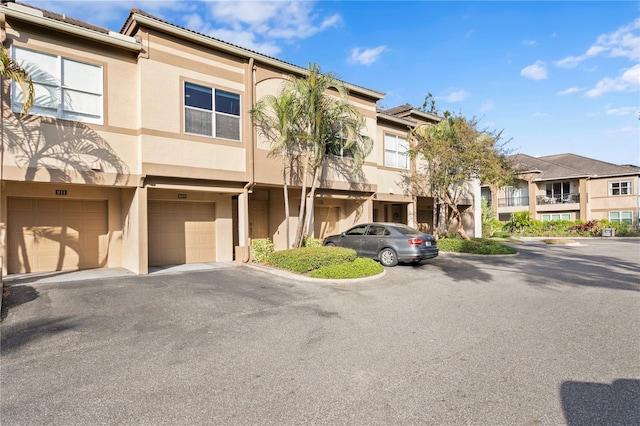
[148,201,216,267]
[8,198,108,274]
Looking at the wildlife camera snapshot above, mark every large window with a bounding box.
[184,82,241,141]
[541,213,571,221]
[609,211,633,225]
[12,47,103,124]
[384,133,409,169]
[545,182,570,199]
[608,180,631,196]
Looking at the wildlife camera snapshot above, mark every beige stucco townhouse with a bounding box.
[0,2,476,277]
[483,153,640,228]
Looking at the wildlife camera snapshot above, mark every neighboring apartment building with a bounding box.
[0,2,476,276]
[482,153,640,227]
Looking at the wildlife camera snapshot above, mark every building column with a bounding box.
[473,178,481,238]
[121,186,148,274]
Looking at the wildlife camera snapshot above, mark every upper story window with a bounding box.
[184,82,241,141]
[609,180,631,196]
[545,182,570,198]
[326,140,354,159]
[384,133,409,169]
[12,47,103,125]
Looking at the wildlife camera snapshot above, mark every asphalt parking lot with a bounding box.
[1,238,639,425]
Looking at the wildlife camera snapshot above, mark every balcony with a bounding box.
[498,196,529,207]
[536,193,580,205]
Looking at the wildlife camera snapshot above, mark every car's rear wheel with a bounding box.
[379,248,398,267]
[325,242,336,247]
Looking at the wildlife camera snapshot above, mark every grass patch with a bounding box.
[266,246,357,274]
[437,237,517,255]
[308,257,383,279]
[542,239,576,245]
[263,246,383,279]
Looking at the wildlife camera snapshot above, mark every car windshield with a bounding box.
[392,224,423,235]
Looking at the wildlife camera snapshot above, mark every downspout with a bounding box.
[238,57,255,263]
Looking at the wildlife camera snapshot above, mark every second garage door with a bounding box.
[148,201,216,267]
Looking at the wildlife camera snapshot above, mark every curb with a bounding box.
[244,263,387,283]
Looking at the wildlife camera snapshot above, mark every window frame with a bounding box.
[541,213,571,221]
[608,211,633,225]
[608,180,632,196]
[183,81,242,142]
[11,46,104,125]
[384,133,409,170]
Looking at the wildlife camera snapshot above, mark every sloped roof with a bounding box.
[510,153,640,181]
[15,1,111,34]
[122,8,385,100]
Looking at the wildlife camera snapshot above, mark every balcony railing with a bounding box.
[536,193,580,205]
[498,196,529,207]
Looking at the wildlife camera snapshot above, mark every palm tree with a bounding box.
[0,46,34,114]
[250,89,302,249]
[289,63,372,247]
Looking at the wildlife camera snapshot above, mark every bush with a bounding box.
[251,238,274,263]
[266,246,357,273]
[308,257,383,279]
[437,237,517,255]
[302,236,323,248]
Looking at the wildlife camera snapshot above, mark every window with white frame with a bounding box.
[184,82,241,141]
[384,133,409,169]
[608,180,631,196]
[608,211,633,225]
[541,213,571,221]
[326,141,354,158]
[12,47,104,124]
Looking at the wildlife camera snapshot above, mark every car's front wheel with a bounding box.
[324,242,336,247]
[379,248,398,267]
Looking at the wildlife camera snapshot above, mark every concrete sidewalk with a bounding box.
[2,261,236,286]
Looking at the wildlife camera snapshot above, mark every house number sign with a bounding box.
[55,189,68,196]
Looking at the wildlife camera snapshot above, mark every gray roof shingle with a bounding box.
[510,153,640,181]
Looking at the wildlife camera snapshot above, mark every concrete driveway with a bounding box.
[2,238,639,425]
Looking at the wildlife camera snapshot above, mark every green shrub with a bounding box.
[266,246,357,273]
[505,211,532,232]
[308,258,383,279]
[437,237,517,255]
[302,236,323,248]
[251,238,274,263]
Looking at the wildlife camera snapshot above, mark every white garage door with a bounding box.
[148,201,216,267]
[8,198,108,274]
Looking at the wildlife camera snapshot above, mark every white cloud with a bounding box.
[207,1,341,41]
[586,64,640,97]
[480,100,494,112]
[522,40,537,46]
[606,106,639,116]
[349,46,388,66]
[531,112,548,117]
[439,89,469,103]
[520,60,547,80]
[555,18,640,68]
[557,87,581,96]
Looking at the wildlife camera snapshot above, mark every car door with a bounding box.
[338,224,368,255]
[361,225,389,258]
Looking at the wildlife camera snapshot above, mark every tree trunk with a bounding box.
[443,191,470,240]
[294,155,310,248]
[302,165,320,241]
[282,156,290,249]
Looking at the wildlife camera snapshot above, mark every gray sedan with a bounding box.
[322,222,438,267]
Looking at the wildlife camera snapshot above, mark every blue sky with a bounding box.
[31,1,640,166]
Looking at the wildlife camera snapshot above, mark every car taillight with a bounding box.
[408,238,423,246]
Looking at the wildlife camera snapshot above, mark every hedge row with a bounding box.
[266,246,357,273]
